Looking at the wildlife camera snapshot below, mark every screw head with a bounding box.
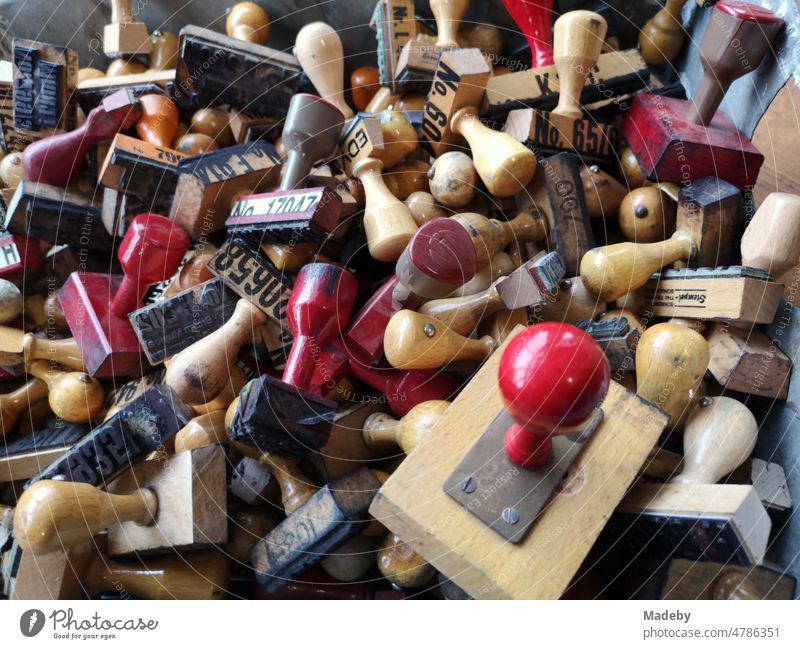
[460,476,476,494]
[501,507,519,525]
[423,323,436,337]
[700,396,713,407]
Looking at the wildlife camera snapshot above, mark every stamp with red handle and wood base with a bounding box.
[59,213,191,377]
[623,1,784,190]
[370,322,668,599]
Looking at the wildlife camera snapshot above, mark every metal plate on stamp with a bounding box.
[443,409,601,543]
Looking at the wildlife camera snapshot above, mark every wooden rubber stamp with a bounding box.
[129,277,238,365]
[170,139,282,239]
[0,326,86,371]
[640,192,800,324]
[371,324,668,598]
[639,0,688,66]
[635,322,709,429]
[28,384,192,487]
[394,0,469,92]
[420,47,537,197]
[226,94,345,243]
[22,88,140,187]
[616,396,769,566]
[60,213,191,377]
[0,422,89,484]
[225,263,357,455]
[104,0,153,57]
[250,467,382,592]
[503,11,620,163]
[177,25,300,118]
[372,0,417,91]
[582,176,742,303]
[14,445,227,557]
[12,39,78,147]
[4,181,115,253]
[624,2,783,189]
[295,23,354,120]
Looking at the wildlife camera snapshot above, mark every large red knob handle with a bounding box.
[21,88,141,187]
[112,213,191,317]
[502,0,555,68]
[282,263,358,390]
[499,323,610,468]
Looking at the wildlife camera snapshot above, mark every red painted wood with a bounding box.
[282,263,358,391]
[499,323,609,468]
[502,0,555,68]
[716,1,783,24]
[623,93,764,190]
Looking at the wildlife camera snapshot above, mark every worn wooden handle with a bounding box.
[0,378,49,438]
[384,310,495,370]
[226,2,271,45]
[27,360,105,424]
[431,0,469,49]
[258,453,317,514]
[452,106,537,198]
[672,396,757,486]
[363,400,449,453]
[295,22,353,119]
[354,158,418,262]
[166,299,267,406]
[14,480,157,555]
[580,231,693,302]
[553,11,608,119]
[740,192,800,278]
[419,284,504,335]
[24,334,87,372]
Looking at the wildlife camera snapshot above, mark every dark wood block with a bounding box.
[624,94,764,190]
[541,152,595,276]
[170,140,282,238]
[4,181,115,252]
[27,384,192,488]
[251,468,381,592]
[228,374,337,458]
[0,423,90,483]
[129,276,238,364]
[372,0,417,90]
[176,25,301,118]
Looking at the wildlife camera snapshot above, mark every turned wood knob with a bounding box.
[258,453,317,514]
[166,299,267,406]
[175,411,229,453]
[580,231,694,302]
[618,186,677,243]
[451,106,537,197]
[27,360,105,423]
[354,157,418,262]
[226,2,271,44]
[20,333,87,372]
[552,11,608,120]
[635,323,709,427]
[377,532,436,589]
[713,571,763,600]
[363,400,449,453]
[672,396,757,485]
[136,94,179,148]
[14,479,157,555]
[384,310,495,370]
[499,323,610,468]
[295,22,353,120]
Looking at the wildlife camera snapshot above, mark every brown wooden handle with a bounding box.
[85,550,230,599]
[431,0,469,49]
[166,299,267,406]
[14,480,157,555]
[259,453,317,514]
